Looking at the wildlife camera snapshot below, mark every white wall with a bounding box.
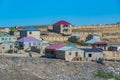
[27,31,40,39]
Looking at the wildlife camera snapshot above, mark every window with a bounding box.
[29,43,31,46]
[2,47,5,49]
[89,54,92,57]
[29,31,32,34]
[63,25,68,27]
[10,45,13,48]
[20,45,23,47]
[69,52,71,55]
[5,37,7,40]
[9,38,11,40]
[2,38,4,40]
[75,52,78,57]
[33,42,36,46]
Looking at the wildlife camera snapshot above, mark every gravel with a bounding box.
[0,57,120,80]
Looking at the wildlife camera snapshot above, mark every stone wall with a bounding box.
[42,36,68,42]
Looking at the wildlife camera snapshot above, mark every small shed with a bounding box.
[45,43,64,58]
[82,48,103,61]
[56,46,84,61]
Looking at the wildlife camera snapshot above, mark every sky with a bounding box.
[0,0,120,27]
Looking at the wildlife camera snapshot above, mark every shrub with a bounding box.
[95,70,120,80]
[7,49,14,53]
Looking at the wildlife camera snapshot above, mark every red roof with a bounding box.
[46,43,65,50]
[92,42,107,45]
[53,20,71,25]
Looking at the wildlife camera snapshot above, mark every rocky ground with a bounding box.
[0,56,120,80]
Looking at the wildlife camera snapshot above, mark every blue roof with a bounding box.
[81,48,103,52]
[85,39,101,44]
[21,27,40,31]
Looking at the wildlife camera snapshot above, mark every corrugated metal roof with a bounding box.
[90,34,99,36]
[57,46,83,52]
[71,34,80,37]
[110,45,120,47]
[57,46,73,51]
[85,39,101,44]
[17,37,41,42]
[53,20,71,25]
[21,27,40,31]
[92,41,107,45]
[46,43,64,50]
[81,48,103,52]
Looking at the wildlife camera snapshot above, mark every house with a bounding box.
[0,33,14,43]
[0,42,14,53]
[31,41,49,54]
[85,39,101,46]
[16,37,42,50]
[20,27,41,39]
[0,27,10,33]
[0,33,14,53]
[86,34,100,41]
[39,41,49,54]
[45,43,65,58]
[92,41,108,50]
[56,46,84,61]
[81,48,103,61]
[108,45,120,51]
[53,20,72,35]
[69,33,81,42]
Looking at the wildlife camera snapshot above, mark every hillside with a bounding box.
[0,57,120,80]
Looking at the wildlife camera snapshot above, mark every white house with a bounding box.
[20,27,41,39]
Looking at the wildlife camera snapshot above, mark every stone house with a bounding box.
[53,20,72,35]
[0,42,14,53]
[81,48,103,61]
[108,45,120,51]
[20,27,41,39]
[45,43,65,58]
[56,46,84,61]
